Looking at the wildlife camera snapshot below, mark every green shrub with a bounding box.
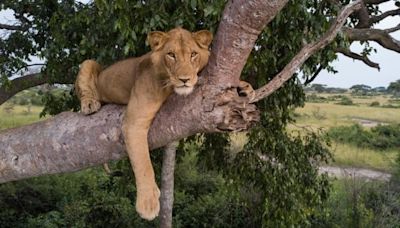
[336,96,354,105]
[369,101,380,107]
[306,94,328,103]
[312,180,400,227]
[327,123,400,150]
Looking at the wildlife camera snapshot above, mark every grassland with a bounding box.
[0,104,45,130]
[293,94,400,173]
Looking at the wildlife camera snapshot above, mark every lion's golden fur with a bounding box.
[75,28,213,220]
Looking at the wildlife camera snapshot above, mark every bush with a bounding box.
[312,180,400,227]
[335,96,354,105]
[327,123,400,150]
[369,101,380,107]
[306,94,328,103]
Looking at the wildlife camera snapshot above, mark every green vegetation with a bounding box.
[336,96,354,106]
[328,124,400,150]
[0,104,44,130]
[313,178,400,227]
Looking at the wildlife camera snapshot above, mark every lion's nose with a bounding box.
[179,78,190,83]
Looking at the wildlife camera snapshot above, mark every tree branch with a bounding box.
[0,23,25,31]
[342,26,400,53]
[335,47,380,70]
[385,23,400,33]
[206,0,289,86]
[304,65,324,86]
[251,0,363,102]
[370,8,400,24]
[0,72,74,105]
[363,0,390,4]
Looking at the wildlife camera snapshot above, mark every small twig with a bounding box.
[0,23,25,31]
[251,0,363,103]
[159,141,179,228]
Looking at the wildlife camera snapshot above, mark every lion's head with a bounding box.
[147,27,213,95]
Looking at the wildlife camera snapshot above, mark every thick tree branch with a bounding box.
[206,0,289,86]
[252,0,363,102]
[335,47,380,70]
[355,2,371,28]
[342,26,400,53]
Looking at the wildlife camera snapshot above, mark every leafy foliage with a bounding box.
[328,123,400,150]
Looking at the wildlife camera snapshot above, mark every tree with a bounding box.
[388,79,400,97]
[350,84,372,95]
[1,0,400,226]
[310,84,328,93]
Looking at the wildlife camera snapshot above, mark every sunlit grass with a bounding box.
[0,104,45,130]
[292,96,400,173]
[329,143,398,173]
[295,102,400,129]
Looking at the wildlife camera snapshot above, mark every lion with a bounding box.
[75,27,213,220]
[75,27,255,220]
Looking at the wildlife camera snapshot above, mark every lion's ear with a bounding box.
[193,30,213,49]
[147,31,168,51]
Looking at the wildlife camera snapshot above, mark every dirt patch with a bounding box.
[319,166,391,181]
[351,118,387,127]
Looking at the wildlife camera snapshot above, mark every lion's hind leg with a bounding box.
[75,60,102,115]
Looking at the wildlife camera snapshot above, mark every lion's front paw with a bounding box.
[136,184,161,221]
[81,98,101,115]
[238,81,256,101]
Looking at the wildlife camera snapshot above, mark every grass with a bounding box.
[293,94,400,173]
[0,104,45,130]
[329,143,398,173]
[295,102,400,129]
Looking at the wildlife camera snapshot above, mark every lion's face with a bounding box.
[148,28,213,95]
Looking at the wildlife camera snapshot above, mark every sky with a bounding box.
[1,2,399,88]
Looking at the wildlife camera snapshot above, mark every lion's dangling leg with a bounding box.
[75,60,102,115]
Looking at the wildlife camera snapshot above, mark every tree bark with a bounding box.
[159,141,178,228]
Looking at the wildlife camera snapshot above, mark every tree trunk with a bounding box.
[159,142,178,228]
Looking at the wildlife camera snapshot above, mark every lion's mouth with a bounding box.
[174,85,194,95]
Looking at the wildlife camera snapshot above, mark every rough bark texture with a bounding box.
[0,105,125,183]
[159,142,178,228]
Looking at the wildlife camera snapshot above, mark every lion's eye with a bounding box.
[191,52,198,58]
[167,52,175,59]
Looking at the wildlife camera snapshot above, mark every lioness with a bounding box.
[75,28,213,220]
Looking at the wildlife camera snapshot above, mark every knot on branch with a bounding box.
[215,87,260,132]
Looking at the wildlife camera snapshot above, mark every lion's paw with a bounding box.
[81,98,101,115]
[136,184,161,221]
[238,81,256,101]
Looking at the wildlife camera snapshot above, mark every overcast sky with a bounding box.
[1,2,399,88]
